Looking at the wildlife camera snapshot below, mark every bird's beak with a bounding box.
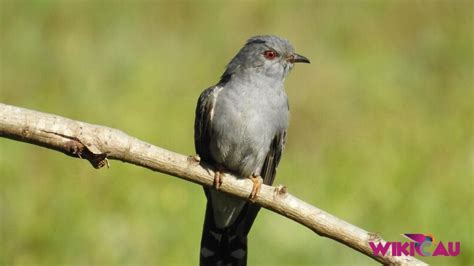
[292,53,310,64]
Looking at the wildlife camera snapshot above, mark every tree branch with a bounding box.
[0,103,426,265]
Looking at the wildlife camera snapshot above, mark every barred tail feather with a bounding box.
[200,199,249,266]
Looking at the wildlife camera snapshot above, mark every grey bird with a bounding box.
[194,35,309,266]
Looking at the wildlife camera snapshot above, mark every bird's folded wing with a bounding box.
[194,85,223,165]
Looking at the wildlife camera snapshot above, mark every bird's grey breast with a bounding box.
[210,79,289,177]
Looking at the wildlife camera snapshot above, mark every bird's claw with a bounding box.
[248,175,262,202]
[214,170,223,190]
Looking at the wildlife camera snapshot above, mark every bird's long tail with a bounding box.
[199,197,259,266]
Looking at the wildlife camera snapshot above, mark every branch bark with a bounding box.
[0,103,426,265]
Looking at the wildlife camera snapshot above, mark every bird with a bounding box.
[194,35,309,266]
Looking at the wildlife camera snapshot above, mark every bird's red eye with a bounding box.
[263,50,277,60]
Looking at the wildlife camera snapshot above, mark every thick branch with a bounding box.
[0,103,426,265]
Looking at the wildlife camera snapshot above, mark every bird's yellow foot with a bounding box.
[248,174,262,202]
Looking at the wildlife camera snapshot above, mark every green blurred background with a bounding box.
[1,1,473,265]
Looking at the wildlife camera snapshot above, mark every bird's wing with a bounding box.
[236,129,287,236]
[194,85,225,203]
[194,85,223,163]
[260,130,287,186]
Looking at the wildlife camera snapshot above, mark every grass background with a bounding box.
[1,1,473,265]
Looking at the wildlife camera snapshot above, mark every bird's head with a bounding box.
[221,35,310,83]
